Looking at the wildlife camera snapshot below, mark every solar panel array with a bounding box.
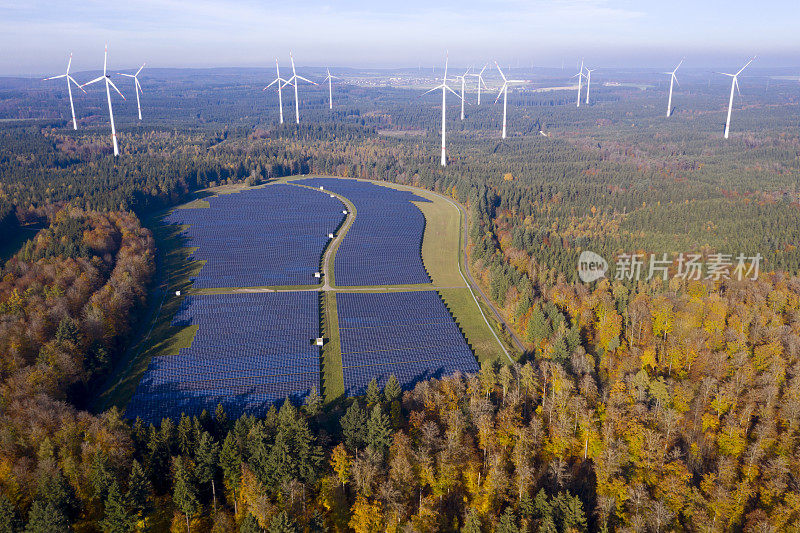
[125,292,320,422]
[298,178,431,286]
[164,185,345,288]
[337,291,479,396]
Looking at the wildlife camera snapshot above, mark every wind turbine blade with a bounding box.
[44,74,67,80]
[107,78,126,100]
[68,76,87,93]
[295,75,317,85]
[446,85,461,99]
[421,85,443,96]
[136,79,144,94]
[494,61,507,82]
[673,75,680,88]
[674,58,684,73]
[265,79,279,89]
[136,63,146,76]
[67,53,72,74]
[117,73,136,78]
[737,57,755,76]
[103,44,108,75]
[81,76,105,88]
[494,85,506,104]
[734,78,741,96]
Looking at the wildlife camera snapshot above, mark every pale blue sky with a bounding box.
[1,0,798,75]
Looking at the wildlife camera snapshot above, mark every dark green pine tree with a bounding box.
[461,510,482,533]
[25,501,69,533]
[36,468,75,520]
[101,482,135,533]
[526,305,550,344]
[177,414,194,456]
[266,511,298,533]
[172,457,199,533]
[383,374,403,429]
[366,404,393,456]
[495,507,520,533]
[0,495,21,533]
[195,431,220,513]
[89,451,115,508]
[239,513,263,533]
[383,375,401,404]
[126,459,152,516]
[303,387,323,417]
[220,433,243,515]
[551,492,587,532]
[214,403,229,435]
[340,401,368,451]
[263,401,322,486]
[365,379,382,408]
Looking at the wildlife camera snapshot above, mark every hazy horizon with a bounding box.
[2,0,799,76]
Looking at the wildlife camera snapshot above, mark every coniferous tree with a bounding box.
[366,405,392,456]
[195,431,220,513]
[126,459,152,516]
[266,511,297,533]
[0,495,21,533]
[461,510,482,533]
[365,379,381,409]
[239,513,263,533]
[220,433,242,515]
[25,501,69,533]
[340,402,368,451]
[172,457,199,533]
[101,482,135,533]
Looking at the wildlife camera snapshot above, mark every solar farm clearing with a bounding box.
[103,177,511,421]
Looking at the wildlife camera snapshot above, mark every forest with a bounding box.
[0,68,798,531]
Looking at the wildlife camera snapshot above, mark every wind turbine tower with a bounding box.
[81,45,126,156]
[720,57,755,139]
[264,59,289,124]
[323,68,339,110]
[469,64,489,105]
[573,59,586,107]
[286,53,317,124]
[456,67,471,120]
[43,53,86,130]
[422,52,462,167]
[665,59,683,117]
[494,62,525,139]
[118,64,146,120]
[585,67,596,105]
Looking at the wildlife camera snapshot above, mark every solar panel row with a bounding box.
[298,178,432,286]
[125,292,320,422]
[164,185,344,288]
[336,291,479,396]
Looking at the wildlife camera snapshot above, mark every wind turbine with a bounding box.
[455,67,471,120]
[81,45,125,157]
[720,57,755,139]
[494,62,524,139]
[264,59,289,124]
[422,52,461,167]
[665,59,683,117]
[469,64,489,105]
[285,53,317,124]
[322,68,339,110]
[572,59,586,107]
[585,67,596,105]
[43,53,86,130]
[118,63,146,120]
